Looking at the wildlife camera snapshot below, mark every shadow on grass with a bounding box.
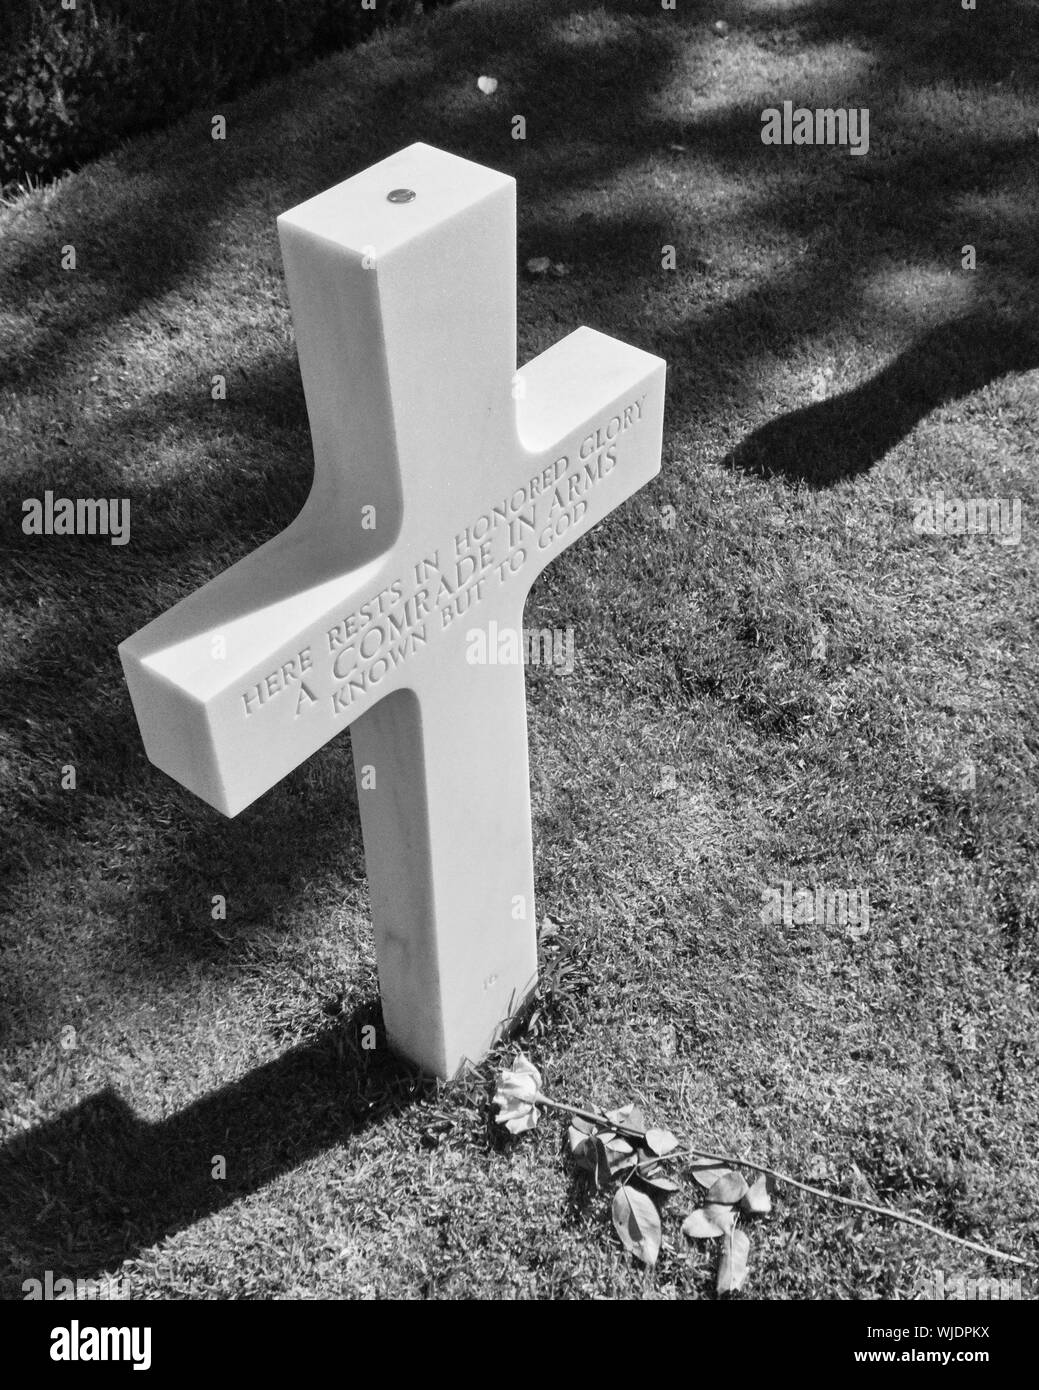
[722,311,1039,485]
[0,1010,430,1295]
[0,350,367,1009]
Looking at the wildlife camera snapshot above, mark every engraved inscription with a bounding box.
[242,645,315,717]
[234,394,648,718]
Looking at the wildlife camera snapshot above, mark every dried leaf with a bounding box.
[636,1172,681,1197]
[707,1171,749,1205]
[568,1124,591,1156]
[603,1135,634,1157]
[704,1202,736,1235]
[601,1134,636,1177]
[739,1173,772,1215]
[717,1227,750,1294]
[612,1185,662,1267]
[606,1104,647,1135]
[637,1152,678,1188]
[681,1208,727,1240]
[526,256,551,275]
[644,1127,679,1156]
[589,1136,613,1190]
[691,1163,732,1190]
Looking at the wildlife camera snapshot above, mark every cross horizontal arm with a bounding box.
[119,330,662,816]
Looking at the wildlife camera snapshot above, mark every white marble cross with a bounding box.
[119,144,666,1078]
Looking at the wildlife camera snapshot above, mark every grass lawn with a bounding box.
[1,0,1037,1299]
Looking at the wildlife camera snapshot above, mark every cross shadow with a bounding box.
[721,312,1039,486]
[0,1012,430,1297]
[0,350,374,1010]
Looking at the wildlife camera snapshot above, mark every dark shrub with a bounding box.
[1,1,437,190]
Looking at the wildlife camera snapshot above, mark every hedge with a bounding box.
[0,1,445,189]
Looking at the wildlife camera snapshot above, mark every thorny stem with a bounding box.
[531,1093,1033,1270]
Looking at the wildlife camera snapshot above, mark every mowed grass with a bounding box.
[1,0,1037,1299]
